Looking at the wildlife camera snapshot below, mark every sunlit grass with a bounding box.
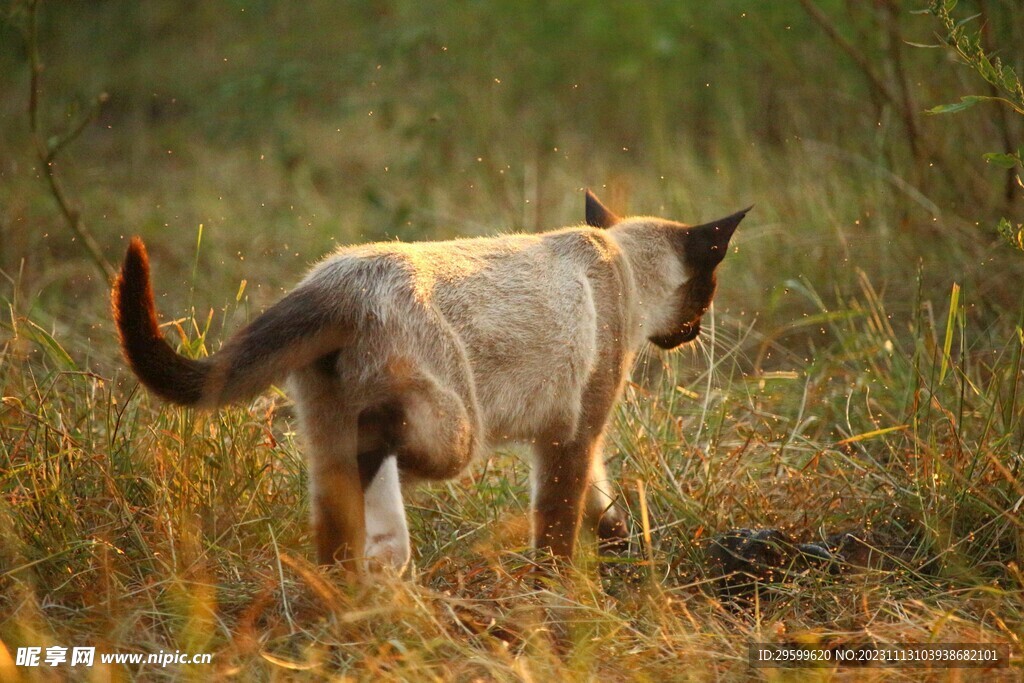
[3,229,1022,678]
[2,2,1024,678]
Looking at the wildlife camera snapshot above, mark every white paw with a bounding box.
[363,455,411,574]
[365,532,411,574]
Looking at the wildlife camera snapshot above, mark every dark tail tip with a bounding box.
[112,237,208,405]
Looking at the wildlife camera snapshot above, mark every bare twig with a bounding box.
[25,0,116,281]
[797,0,969,200]
[883,0,923,167]
[796,0,903,116]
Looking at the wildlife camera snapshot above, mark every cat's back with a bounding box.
[302,226,621,313]
[297,226,627,440]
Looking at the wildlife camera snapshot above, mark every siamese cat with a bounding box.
[112,190,748,572]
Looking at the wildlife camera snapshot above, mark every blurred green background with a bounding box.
[2,0,1021,362]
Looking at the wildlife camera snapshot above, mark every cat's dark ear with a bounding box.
[585,189,620,228]
[682,205,752,270]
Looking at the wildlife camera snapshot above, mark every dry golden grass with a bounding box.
[2,2,1024,679]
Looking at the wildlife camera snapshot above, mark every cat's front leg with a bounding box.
[531,439,596,559]
[584,450,630,553]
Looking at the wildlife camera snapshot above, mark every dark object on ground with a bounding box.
[705,527,935,601]
[706,528,835,598]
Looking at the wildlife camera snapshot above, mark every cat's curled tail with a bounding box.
[112,237,349,408]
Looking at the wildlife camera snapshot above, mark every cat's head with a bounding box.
[586,189,750,349]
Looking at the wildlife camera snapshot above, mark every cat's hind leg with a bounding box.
[307,426,365,567]
[392,370,479,481]
[292,369,366,568]
[362,453,412,573]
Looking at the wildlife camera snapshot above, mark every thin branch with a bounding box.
[26,0,41,137]
[38,146,116,282]
[796,0,902,111]
[884,0,923,164]
[45,93,107,163]
[798,0,964,198]
[24,0,116,282]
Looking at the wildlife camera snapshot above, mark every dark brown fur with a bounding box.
[112,238,354,408]
[649,206,751,349]
[585,189,620,229]
[112,238,211,405]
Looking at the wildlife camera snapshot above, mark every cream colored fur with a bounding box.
[114,191,747,571]
[286,208,743,568]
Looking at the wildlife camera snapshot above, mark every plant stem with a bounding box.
[25,0,116,282]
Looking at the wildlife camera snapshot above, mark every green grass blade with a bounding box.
[19,319,77,371]
[939,283,960,385]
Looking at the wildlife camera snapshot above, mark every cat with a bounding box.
[112,190,749,572]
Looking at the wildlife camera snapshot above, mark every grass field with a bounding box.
[2,1,1024,680]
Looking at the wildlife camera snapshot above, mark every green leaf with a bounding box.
[952,12,981,30]
[1003,68,1021,92]
[982,152,1021,169]
[925,96,984,114]
[998,218,1024,252]
[977,56,999,82]
[925,94,1020,115]
[20,320,78,371]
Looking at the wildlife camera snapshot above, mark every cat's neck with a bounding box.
[608,221,688,348]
